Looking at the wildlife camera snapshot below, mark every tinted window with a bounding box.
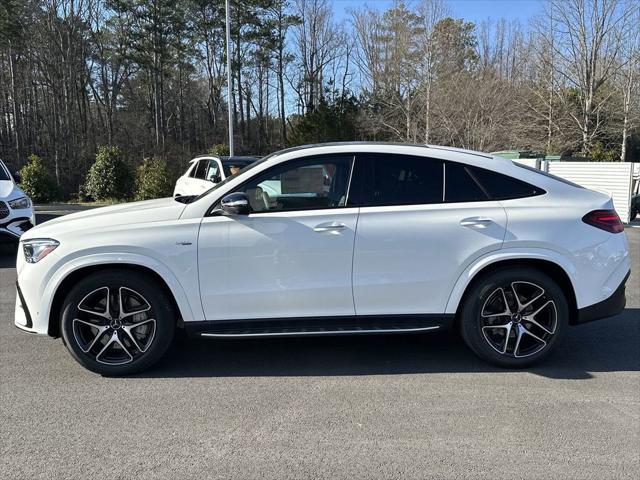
[351,154,443,206]
[445,162,489,202]
[0,162,9,181]
[469,166,545,200]
[234,155,353,213]
[191,160,208,179]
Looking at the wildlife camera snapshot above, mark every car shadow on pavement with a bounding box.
[136,308,639,380]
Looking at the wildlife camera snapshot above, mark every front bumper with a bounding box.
[0,217,34,242]
[575,270,630,325]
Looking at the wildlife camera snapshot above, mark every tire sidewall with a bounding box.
[61,270,175,376]
[460,267,569,368]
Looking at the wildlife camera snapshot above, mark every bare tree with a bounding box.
[547,0,633,155]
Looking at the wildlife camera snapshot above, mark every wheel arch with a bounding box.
[46,262,191,338]
[447,255,579,326]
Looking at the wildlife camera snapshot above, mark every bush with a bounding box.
[84,146,133,201]
[19,154,59,203]
[135,157,173,201]
[208,144,230,156]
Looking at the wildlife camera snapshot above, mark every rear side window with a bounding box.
[444,162,489,202]
[469,166,545,200]
[351,154,443,206]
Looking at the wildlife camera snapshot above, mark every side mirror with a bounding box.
[13,171,22,183]
[220,192,250,215]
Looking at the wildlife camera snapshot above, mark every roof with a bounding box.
[262,141,494,159]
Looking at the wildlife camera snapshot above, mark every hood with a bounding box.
[0,179,23,200]
[23,197,187,240]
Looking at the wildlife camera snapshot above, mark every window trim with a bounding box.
[207,153,357,216]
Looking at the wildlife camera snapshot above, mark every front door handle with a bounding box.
[313,222,346,233]
[460,217,494,228]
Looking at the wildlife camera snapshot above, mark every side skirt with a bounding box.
[184,314,454,339]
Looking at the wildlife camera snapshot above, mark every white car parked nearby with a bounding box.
[15,143,630,375]
[173,155,258,197]
[0,159,35,243]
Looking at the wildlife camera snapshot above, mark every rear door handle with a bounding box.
[313,222,347,233]
[460,217,494,228]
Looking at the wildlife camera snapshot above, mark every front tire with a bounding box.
[60,270,175,375]
[460,267,568,368]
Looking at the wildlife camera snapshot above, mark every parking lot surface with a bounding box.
[1,210,638,479]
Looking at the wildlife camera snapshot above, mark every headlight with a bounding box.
[8,197,31,209]
[22,239,59,263]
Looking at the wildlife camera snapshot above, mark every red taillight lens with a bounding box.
[582,209,624,233]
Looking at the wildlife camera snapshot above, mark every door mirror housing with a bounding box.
[220,192,250,215]
[13,171,22,183]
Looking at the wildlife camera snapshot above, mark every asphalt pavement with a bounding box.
[1,210,638,479]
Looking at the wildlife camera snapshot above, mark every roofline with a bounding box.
[264,142,493,160]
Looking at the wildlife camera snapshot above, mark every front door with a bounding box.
[198,154,358,321]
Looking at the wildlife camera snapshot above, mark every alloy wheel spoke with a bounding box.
[512,282,545,312]
[96,331,133,365]
[121,319,156,353]
[72,319,109,353]
[77,287,111,320]
[118,287,151,320]
[525,316,555,335]
[481,288,512,318]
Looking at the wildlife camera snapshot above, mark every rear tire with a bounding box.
[60,270,175,375]
[460,267,568,368]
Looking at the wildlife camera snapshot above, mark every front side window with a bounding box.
[233,155,353,213]
[191,160,209,179]
[351,154,444,207]
[204,161,220,182]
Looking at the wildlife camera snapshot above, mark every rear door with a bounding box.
[351,154,507,316]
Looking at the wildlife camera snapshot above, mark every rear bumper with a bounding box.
[575,270,629,325]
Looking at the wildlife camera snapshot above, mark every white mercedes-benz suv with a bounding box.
[1,159,35,243]
[15,143,630,375]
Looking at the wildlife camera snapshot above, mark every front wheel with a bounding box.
[60,270,175,375]
[460,268,568,368]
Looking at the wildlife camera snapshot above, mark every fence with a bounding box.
[513,159,637,223]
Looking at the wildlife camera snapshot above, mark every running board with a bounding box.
[185,315,454,339]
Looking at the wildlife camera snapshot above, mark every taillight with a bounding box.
[582,209,624,233]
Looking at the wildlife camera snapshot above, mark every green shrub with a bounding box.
[208,144,230,156]
[134,157,173,201]
[84,145,133,201]
[19,154,59,203]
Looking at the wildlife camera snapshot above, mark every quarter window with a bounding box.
[468,166,545,200]
[233,155,353,213]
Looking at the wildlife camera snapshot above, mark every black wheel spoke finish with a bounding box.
[72,286,156,365]
[480,281,557,358]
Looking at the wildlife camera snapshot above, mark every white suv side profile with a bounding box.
[0,159,35,243]
[173,155,257,197]
[15,143,630,375]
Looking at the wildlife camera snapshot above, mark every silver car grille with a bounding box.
[0,201,9,219]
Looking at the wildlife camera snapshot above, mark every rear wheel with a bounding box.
[60,270,175,375]
[460,267,568,367]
